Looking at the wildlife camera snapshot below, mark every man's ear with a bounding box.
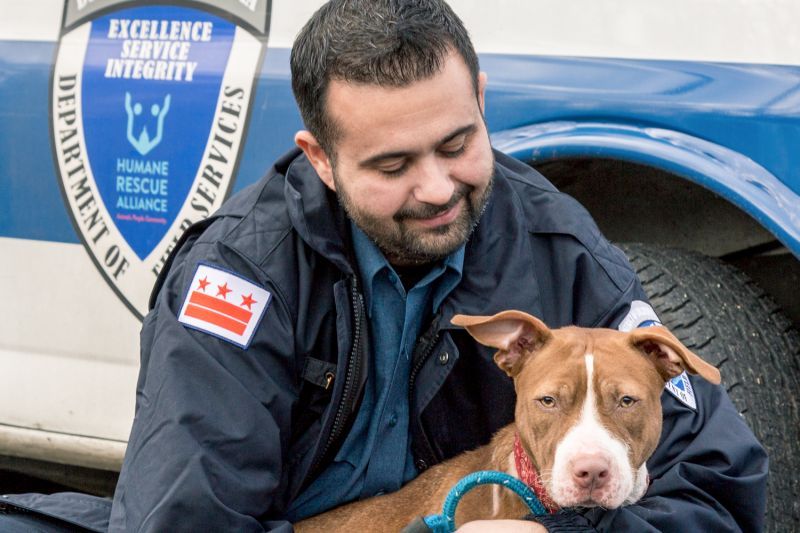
[452,310,551,377]
[630,326,721,384]
[295,130,335,191]
[477,71,488,114]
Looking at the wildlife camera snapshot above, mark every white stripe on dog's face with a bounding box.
[549,355,636,508]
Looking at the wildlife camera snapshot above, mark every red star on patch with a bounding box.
[216,282,232,299]
[240,293,257,310]
[197,276,210,292]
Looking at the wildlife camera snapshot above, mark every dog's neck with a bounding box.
[486,424,559,518]
[513,432,559,513]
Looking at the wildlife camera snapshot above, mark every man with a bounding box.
[103,0,765,531]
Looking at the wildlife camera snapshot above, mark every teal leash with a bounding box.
[422,470,548,533]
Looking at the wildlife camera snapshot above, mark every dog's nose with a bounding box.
[571,456,610,489]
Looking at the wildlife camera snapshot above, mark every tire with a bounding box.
[619,243,800,533]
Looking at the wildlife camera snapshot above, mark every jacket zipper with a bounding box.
[409,331,440,396]
[409,313,443,395]
[406,315,444,469]
[307,276,365,480]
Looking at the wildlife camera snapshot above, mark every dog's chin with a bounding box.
[573,495,627,510]
[551,487,626,510]
[623,464,649,506]
[554,495,623,510]
[552,464,649,510]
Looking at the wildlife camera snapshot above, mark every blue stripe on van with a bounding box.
[0,42,304,244]
[0,41,76,243]
[2,42,800,246]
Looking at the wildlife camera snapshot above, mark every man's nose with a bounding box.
[412,157,455,206]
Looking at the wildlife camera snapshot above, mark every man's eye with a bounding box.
[378,162,407,177]
[439,140,466,158]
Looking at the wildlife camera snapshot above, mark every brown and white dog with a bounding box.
[295,310,721,532]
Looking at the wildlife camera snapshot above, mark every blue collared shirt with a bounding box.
[287,223,465,520]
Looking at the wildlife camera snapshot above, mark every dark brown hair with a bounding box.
[290,0,480,155]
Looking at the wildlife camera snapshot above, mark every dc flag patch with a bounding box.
[178,264,271,348]
[666,372,697,410]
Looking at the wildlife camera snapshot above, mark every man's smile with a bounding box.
[409,199,463,229]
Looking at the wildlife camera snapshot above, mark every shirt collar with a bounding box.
[350,221,465,314]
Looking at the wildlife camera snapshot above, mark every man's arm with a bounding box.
[109,240,298,532]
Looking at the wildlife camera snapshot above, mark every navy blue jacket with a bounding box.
[3,148,765,532]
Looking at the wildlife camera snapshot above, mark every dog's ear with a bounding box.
[451,311,552,377]
[630,326,721,384]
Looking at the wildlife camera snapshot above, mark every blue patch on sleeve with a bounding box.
[665,372,697,410]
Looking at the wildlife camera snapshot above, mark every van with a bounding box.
[2,1,798,529]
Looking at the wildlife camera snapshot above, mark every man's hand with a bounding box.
[456,519,548,532]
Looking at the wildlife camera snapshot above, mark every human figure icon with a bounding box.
[125,92,171,156]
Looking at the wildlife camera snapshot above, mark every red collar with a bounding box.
[514,432,559,514]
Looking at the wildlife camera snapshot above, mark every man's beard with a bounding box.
[333,169,494,266]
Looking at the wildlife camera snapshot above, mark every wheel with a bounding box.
[619,243,800,533]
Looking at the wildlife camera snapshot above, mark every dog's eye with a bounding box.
[619,396,638,408]
[538,396,557,408]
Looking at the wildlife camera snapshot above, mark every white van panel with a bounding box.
[0,238,141,366]
[0,238,137,440]
[5,1,800,66]
[459,0,800,65]
[269,0,800,66]
[0,346,135,441]
[0,0,63,42]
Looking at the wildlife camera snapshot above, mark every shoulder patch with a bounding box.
[665,372,697,410]
[617,300,661,332]
[178,263,271,349]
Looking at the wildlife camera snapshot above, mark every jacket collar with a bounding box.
[439,163,543,327]
[284,149,355,275]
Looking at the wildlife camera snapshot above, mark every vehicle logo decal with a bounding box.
[51,0,271,319]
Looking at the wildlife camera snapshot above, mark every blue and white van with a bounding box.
[1,1,798,529]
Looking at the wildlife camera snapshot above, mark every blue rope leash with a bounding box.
[422,470,548,533]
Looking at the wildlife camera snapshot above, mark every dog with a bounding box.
[295,310,721,531]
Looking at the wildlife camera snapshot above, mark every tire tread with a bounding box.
[619,243,800,532]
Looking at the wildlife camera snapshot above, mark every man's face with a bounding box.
[299,51,495,266]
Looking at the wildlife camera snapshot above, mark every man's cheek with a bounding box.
[458,153,493,187]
